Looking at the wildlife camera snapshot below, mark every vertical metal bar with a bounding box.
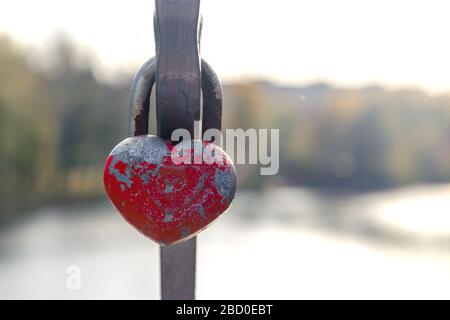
[160,238,196,300]
[154,0,202,139]
[154,0,201,300]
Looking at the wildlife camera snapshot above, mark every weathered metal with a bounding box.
[156,0,201,301]
[129,57,156,136]
[103,0,234,300]
[104,136,236,244]
[154,0,201,140]
[129,59,223,137]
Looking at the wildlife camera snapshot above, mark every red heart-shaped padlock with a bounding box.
[103,135,237,245]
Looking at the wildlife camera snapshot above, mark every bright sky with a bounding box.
[1,0,450,92]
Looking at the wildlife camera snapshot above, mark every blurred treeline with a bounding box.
[1,35,450,221]
[0,36,128,221]
[226,82,450,190]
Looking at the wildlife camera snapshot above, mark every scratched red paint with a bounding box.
[103,135,236,245]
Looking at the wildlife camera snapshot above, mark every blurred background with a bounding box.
[2,0,450,299]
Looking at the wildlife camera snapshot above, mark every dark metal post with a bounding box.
[160,239,196,300]
[154,0,201,300]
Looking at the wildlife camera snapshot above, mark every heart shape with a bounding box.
[103,135,237,245]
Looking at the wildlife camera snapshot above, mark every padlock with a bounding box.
[103,59,237,245]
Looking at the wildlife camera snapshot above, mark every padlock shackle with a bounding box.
[129,57,156,136]
[129,58,223,138]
